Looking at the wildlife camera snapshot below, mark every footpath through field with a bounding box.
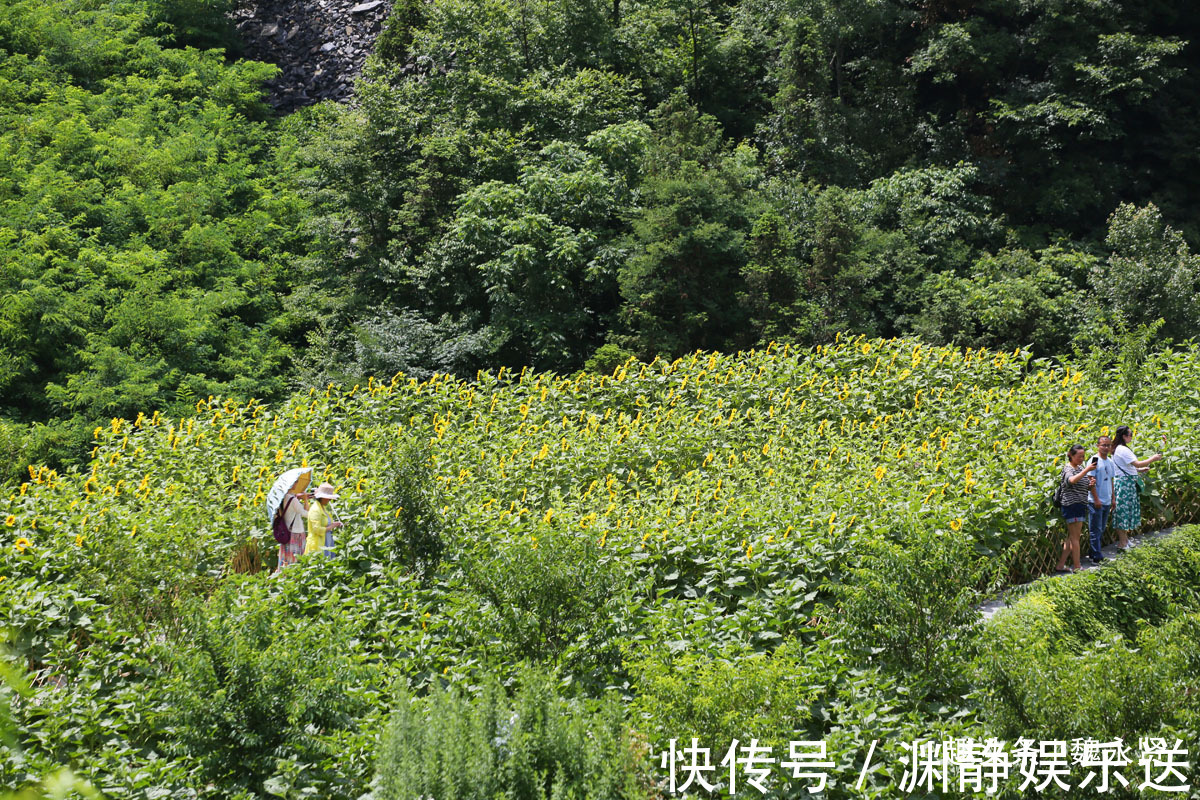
[978,525,1179,621]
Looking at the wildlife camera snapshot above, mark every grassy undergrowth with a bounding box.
[977,528,1200,746]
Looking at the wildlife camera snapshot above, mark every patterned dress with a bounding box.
[1113,475,1141,531]
[1112,444,1142,531]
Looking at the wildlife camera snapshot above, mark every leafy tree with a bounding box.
[294,66,644,373]
[617,99,760,358]
[741,167,1000,346]
[860,164,1001,273]
[913,245,1092,353]
[908,0,1188,232]
[740,204,807,342]
[146,0,239,50]
[0,0,310,473]
[419,141,630,370]
[1090,202,1200,342]
[741,185,889,344]
[762,0,919,184]
[318,308,497,385]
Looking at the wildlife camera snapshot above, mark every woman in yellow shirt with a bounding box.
[305,482,343,558]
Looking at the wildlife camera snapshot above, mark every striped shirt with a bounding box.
[1061,463,1090,506]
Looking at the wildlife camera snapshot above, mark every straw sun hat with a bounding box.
[312,482,339,501]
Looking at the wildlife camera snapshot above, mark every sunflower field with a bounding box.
[4,335,1200,798]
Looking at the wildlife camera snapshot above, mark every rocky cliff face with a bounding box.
[230,0,392,112]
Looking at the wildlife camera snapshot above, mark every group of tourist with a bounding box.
[1055,425,1164,573]
[274,481,344,570]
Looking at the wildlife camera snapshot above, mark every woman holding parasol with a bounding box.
[267,467,313,571]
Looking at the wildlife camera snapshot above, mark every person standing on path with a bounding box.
[1055,445,1097,574]
[1087,435,1115,564]
[306,482,343,559]
[1111,425,1164,550]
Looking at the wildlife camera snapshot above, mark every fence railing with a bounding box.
[1009,486,1200,582]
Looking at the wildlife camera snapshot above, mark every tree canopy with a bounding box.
[4,0,1200,477]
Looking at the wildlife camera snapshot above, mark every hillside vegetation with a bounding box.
[4,0,1200,478]
[4,337,1200,797]
[0,0,305,477]
[5,0,1200,794]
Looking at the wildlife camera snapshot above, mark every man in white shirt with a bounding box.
[1087,435,1115,563]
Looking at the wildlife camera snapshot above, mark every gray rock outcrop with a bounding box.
[230,0,393,112]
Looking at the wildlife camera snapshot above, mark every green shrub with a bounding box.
[462,526,631,664]
[583,344,636,375]
[835,527,998,696]
[976,528,1200,741]
[160,580,368,796]
[383,438,445,577]
[374,671,649,800]
[627,638,821,750]
[977,609,1200,742]
[0,640,103,799]
[1033,527,1200,643]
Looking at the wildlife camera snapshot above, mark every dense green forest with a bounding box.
[3,0,1200,481]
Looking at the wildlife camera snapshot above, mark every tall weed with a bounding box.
[374,671,649,800]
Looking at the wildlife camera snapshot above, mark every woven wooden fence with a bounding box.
[1009,485,1200,582]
